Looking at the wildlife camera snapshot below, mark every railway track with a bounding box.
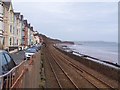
[49,47,98,88]
[49,45,116,89]
[45,48,79,88]
[44,48,60,88]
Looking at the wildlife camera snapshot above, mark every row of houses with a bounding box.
[0,1,42,51]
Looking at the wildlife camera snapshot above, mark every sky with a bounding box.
[12,0,118,42]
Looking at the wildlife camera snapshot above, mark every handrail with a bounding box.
[0,51,41,89]
[10,68,28,89]
[0,60,26,78]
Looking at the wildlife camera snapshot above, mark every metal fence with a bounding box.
[0,51,41,89]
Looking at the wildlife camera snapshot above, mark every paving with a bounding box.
[10,50,25,65]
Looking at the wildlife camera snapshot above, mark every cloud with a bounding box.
[12,0,119,2]
[12,1,118,42]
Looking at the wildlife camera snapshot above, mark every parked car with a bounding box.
[32,44,41,51]
[25,48,37,60]
[36,44,41,50]
[0,50,16,89]
[0,50,16,75]
[31,46,39,51]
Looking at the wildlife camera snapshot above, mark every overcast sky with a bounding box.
[12,0,118,42]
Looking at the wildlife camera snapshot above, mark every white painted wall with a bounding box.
[0,21,3,31]
[28,28,30,45]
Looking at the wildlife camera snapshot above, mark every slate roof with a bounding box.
[20,15,23,21]
[23,20,27,25]
[3,2,10,9]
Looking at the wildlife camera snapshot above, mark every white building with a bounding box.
[34,32,40,45]
[27,24,31,46]
[0,1,4,46]
[14,12,21,47]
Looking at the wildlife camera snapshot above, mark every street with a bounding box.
[10,50,25,65]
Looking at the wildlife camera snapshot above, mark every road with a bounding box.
[10,50,25,65]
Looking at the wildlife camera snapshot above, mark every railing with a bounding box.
[0,51,41,89]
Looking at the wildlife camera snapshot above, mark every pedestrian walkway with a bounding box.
[0,51,41,89]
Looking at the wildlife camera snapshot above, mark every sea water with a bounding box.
[67,41,119,65]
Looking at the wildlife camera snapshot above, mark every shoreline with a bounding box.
[56,43,119,68]
[72,51,120,68]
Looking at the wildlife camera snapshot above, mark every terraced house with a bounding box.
[14,12,22,50]
[23,20,28,49]
[3,1,14,51]
[20,15,24,50]
[34,31,40,45]
[1,1,41,51]
[8,2,14,48]
[27,23,31,46]
[30,26,35,45]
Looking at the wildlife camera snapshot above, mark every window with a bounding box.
[17,29,18,35]
[26,48,37,53]
[2,54,7,65]
[10,11,12,22]
[13,37,14,45]
[4,53,11,63]
[10,25,12,33]
[17,39,18,45]
[10,38,12,45]
[13,27,15,34]
[2,53,8,71]
[3,37,5,45]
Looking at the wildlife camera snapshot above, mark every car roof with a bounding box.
[26,48,37,50]
[0,50,8,53]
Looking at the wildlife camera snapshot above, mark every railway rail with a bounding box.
[50,47,99,88]
[43,44,118,89]
[50,46,116,89]
[45,48,78,88]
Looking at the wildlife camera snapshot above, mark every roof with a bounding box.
[27,24,30,28]
[34,33,39,36]
[14,12,20,19]
[14,12,20,16]
[30,27,33,31]
[23,20,27,25]
[0,50,8,53]
[20,15,23,21]
[3,2,10,7]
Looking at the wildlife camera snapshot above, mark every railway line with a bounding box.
[45,47,78,88]
[43,44,118,89]
[51,46,116,89]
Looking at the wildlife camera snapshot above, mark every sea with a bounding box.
[66,41,119,65]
